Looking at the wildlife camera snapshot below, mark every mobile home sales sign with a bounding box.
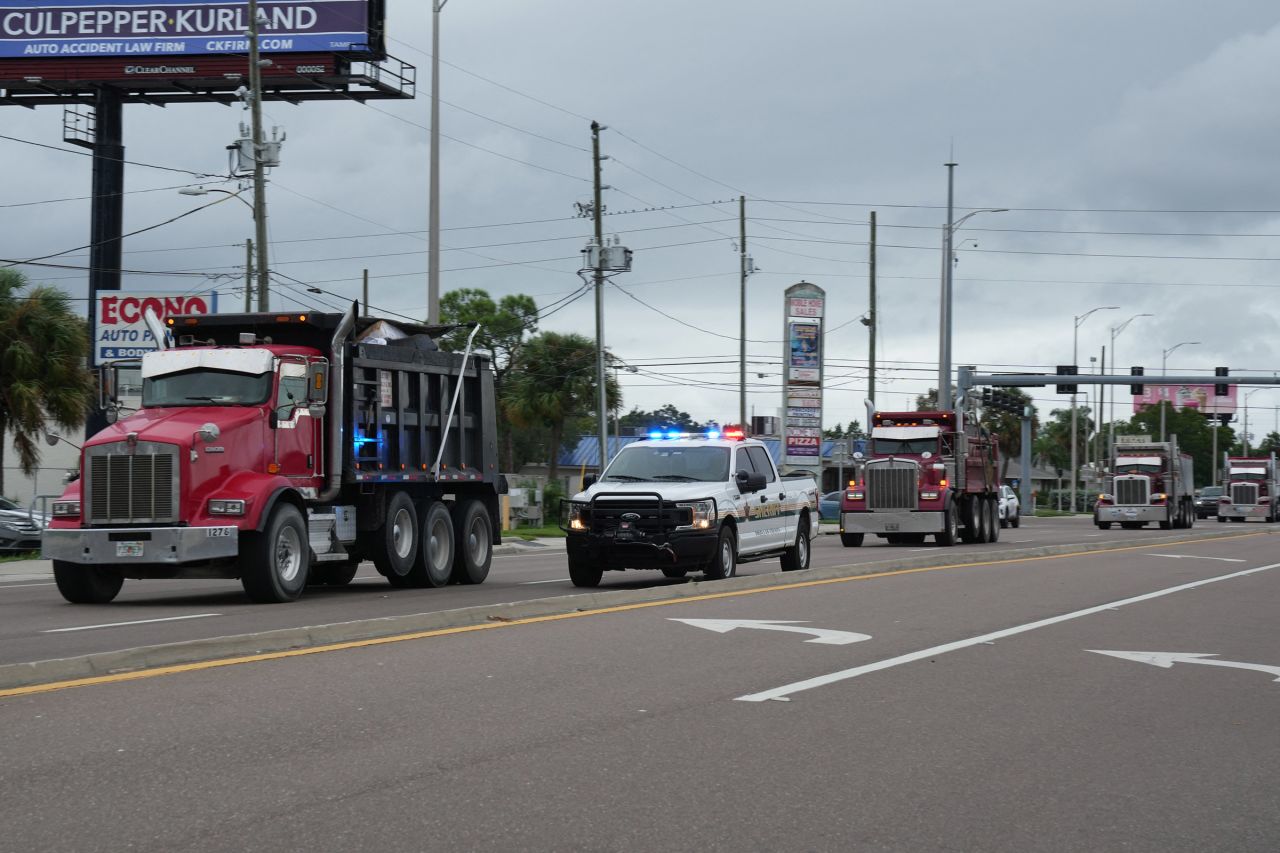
[0,1,371,58]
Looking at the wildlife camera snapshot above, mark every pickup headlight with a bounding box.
[676,499,716,530]
[52,500,81,518]
[565,501,588,532]
[208,499,246,516]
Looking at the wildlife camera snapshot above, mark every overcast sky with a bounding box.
[5,1,1280,436]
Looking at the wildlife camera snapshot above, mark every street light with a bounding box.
[427,0,449,325]
[179,186,257,310]
[938,165,1006,410]
[1108,313,1153,455]
[1070,305,1119,513]
[1243,388,1266,454]
[1159,340,1200,442]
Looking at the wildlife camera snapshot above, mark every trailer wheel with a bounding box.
[935,503,958,546]
[781,515,811,572]
[53,560,124,604]
[839,532,864,547]
[704,526,738,580]
[374,491,419,586]
[406,501,455,588]
[241,503,310,603]
[568,553,603,587]
[450,500,492,585]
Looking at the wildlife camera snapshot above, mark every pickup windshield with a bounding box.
[871,437,939,455]
[143,369,273,407]
[602,446,730,483]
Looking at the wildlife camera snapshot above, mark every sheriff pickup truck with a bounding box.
[560,427,819,587]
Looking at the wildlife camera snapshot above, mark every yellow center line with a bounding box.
[1,530,1265,700]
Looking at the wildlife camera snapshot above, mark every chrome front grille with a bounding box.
[1114,476,1149,506]
[865,462,918,510]
[86,441,179,525]
[1231,483,1259,505]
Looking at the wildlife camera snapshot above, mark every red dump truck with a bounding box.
[839,409,1002,547]
[43,307,503,603]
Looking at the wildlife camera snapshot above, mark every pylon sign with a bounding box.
[782,282,824,471]
[94,290,218,364]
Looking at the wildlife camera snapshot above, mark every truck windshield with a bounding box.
[1116,464,1161,475]
[143,369,273,407]
[603,446,730,482]
[1230,471,1265,481]
[871,437,939,455]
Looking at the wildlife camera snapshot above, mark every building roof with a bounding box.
[558,435,867,468]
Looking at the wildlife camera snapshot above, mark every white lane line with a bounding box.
[43,613,221,633]
[736,561,1280,703]
[0,581,56,589]
[1003,540,1030,544]
[521,578,567,585]
[1146,554,1245,563]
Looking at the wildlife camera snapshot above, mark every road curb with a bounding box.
[1,525,1272,692]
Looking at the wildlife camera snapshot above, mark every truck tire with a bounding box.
[781,515,811,572]
[935,503,958,546]
[568,553,602,587]
[960,497,980,544]
[661,567,688,579]
[973,500,990,544]
[987,497,999,543]
[1096,520,1112,530]
[309,560,360,586]
[450,499,492,585]
[404,501,454,588]
[53,560,124,604]
[374,491,419,586]
[1217,515,1226,523]
[1159,508,1173,530]
[241,503,310,603]
[704,526,738,580]
[840,532,864,547]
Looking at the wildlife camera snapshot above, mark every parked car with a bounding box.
[819,490,843,521]
[0,497,45,553]
[1194,486,1225,519]
[998,485,1021,528]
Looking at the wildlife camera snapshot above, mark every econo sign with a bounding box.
[95,292,218,364]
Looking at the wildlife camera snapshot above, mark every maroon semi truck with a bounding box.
[43,307,503,603]
[839,409,1002,547]
[1218,453,1279,523]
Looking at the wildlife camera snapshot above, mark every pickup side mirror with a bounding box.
[736,470,766,493]
[583,474,598,489]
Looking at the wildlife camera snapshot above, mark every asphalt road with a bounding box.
[0,516,1260,668]
[2,524,1277,851]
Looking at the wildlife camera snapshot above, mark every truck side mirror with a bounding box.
[269,410,279,430]
[307,360,329,404]
[98,364,118,409]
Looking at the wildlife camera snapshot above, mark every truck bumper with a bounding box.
[1096,506,1167,523]
[566,530,718,570]
[1220,504,1268,520]
[841,510,942,535]
[42,526,240,565]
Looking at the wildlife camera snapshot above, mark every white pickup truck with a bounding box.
[560,430,819,587]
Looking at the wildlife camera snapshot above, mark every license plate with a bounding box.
[206,527,234,538]
[884,522,900,532]
[115,542,144,558]
[1123,509,1138,518]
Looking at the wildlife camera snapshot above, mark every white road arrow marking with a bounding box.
[1089,650,1280,682]
[1146,554,1245,562]
[669,618,871,645]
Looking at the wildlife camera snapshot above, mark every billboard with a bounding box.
[1133,384,1237,416]
[781,282,825,468]
[787,321,820,384]
[94,291,217,364]
[0,1,378,59]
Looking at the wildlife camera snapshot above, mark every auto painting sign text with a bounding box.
[95,292,217,364]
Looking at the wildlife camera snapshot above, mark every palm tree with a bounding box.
[0,270,95,495]
[502,332,619,484]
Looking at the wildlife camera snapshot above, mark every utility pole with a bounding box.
[739,195,747,427]
[868,210,877,407]
[362,268,369,317]
[247,0,271,311]
[939,162,956,410]
[591,121,608,474]
[427,0,448,324]
[244,239,253,311]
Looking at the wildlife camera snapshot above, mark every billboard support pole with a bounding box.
[85,84,124,437]
[248,0,271,311]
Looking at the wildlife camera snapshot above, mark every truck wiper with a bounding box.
[652,474,699,481]
[603,474,646,481]
[184,395,233,403]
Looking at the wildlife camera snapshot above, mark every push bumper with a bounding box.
[1096,506,1166,523]
[567,530,718,570]
[42,526,240,565]
[841,510,942,535]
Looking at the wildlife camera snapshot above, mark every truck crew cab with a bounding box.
[560,427,819,587]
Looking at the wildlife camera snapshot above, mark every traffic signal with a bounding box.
[1129,366,1144,396]
[982,387,994,406]
[1215,367,1229,396]
[1056,365,1077,395]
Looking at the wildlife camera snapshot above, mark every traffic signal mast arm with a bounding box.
[956,367,1272,392]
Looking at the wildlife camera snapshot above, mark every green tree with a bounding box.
[0,270,94,495]
[823,420,866,440]
[502,332,619,484]
[619,404,701,432]
[1252,431,1280,456]
[437,288,538,471]
[1033,406,1093,481]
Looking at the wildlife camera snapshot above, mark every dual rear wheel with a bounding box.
[375,492,494,589]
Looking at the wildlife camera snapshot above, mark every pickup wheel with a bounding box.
[375,491,419,587]
[781,515,811,572]
[450,499,492,585]
[53,560,124,604]
[704,526,738,580]
[935,503,958,546]
[241,503,310,603]
[1011,510,1021,529]
[568,553,602,588]
[661,567,688,579]
[840,532,864,547]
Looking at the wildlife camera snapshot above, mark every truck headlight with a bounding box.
[677,500,716,530]
[208,499,246,516]
[52,500,80,518]
[847,491,864,501]
[565,501,588,532]
[920,490,939,500]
